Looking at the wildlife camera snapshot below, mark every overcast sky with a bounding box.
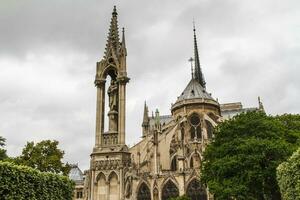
[0,0,299,170]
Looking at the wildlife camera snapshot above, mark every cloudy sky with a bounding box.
[0,0,299,170]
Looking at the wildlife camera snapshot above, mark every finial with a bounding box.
[103,6,120,58]
[193,18,196,32]
[112,5,117,15]
[121,27,126,47]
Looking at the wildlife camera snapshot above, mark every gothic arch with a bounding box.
[161,179,179,200]
[186,178,207,200]
[95,172,106,182]
[108,171,119,181]
[96,173,106,200]
[108,171,119,200]
[99,64,118,80]
[136,181,151,200]
[188,112,202,140]
[189,152,201,169]
[205,120,214,139]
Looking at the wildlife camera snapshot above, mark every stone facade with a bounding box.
[69,6,264,200]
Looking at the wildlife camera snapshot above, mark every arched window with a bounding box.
[190,126,201,140]
[137,182,151,200]
[162,180,179,200]
[170,156,177,171]
[189,113,202,140]
[206,120,213,139]
[186,179,207,200]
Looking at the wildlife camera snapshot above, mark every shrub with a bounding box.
[0,161,74,200]
[277,148,300,200]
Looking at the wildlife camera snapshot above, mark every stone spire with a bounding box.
[121,27,126,54]
[142,101,150,136]
[193,22,206,89]
[142,101,149,126]
[104,6,120,59]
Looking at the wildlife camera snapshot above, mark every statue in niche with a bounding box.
[108,79,118,111]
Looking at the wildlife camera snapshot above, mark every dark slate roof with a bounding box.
[177,79,213,101]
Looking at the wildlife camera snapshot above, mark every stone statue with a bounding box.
[108,79,118,111]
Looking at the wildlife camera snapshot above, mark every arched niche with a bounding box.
[137,182,151,200]
[170,156,177,171]
[186,179,207,200]
[96,173,106,200]
[161,180,179,200]
[190,153,201,169]
[108,172,119,200]
[205,120,213,139]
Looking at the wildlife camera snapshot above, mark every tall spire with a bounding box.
[193,21,206,89]
[142,101,150,137]
[120,27,127,56]
[104,6,120,58]
[142,101,149,125]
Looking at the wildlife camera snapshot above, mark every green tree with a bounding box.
[169,195,191,200]
[277,148,300,200]
[15,140,71,175]
[0,136,8,160]
[201,111,300,200]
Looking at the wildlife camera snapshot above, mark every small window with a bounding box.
[190,113,200,126]
[76,191,83,199]
[171,156,177,171]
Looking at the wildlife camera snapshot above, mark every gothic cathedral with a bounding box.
[68,6,264,200]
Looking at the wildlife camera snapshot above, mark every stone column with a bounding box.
[119,169,123,200]
[117,77,129,145]
[95,79,106,147]
[90,170,95,200]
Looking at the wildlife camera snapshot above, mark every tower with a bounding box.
[89,6,131,200]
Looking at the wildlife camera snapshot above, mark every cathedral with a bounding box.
[69,6,264,200]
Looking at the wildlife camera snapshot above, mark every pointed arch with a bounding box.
[161,179,179,200]
[186,178,207,200]
[96,172,106,182]
[205,120,214,139]
[108,171,119,181]
[99,64,118,80]
[189,152,201,169]
[137,182,151,200]
[108,171,119,200]
[96,172,106,200]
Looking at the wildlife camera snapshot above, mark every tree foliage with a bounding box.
[201,111,300,200]
[15,140,70,175]
[0,136,7,160]
[169,195,191,200]
[0,161,74,200]
[277,148,300,200]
